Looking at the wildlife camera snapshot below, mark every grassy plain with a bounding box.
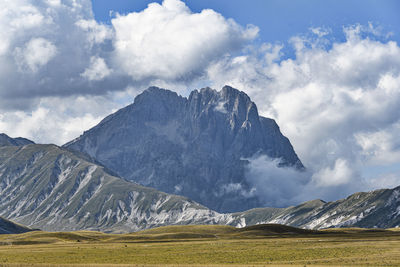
[0,224,399,266]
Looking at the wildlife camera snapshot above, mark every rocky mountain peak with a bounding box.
[187,85,259,130]
[65,86,304,212]
[221,85,259,130]
[221,85,251,103]
[130,86,186,122]
[135,86,184,106]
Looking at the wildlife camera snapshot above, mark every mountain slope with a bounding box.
[0,143,398,231]
[64,86,303,212]
[0,217,32,234]
[234,186,400,229]
[0,144,235,232]
[0,133,34,147]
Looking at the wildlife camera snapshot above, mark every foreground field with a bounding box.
[0,224,399,266]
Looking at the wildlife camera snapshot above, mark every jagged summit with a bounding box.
[0,133,34,147]
[65,86,304,212]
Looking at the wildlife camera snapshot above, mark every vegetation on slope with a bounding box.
[0,224,399,266]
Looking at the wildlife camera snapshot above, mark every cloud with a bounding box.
[81,56,112,81]
[355,122,400,165]
[76,19,113,46]
[0,0,258,145]
[245,155,309,207]
[209,25,400,202]
[368,172,400,190]
[310,27,330,38]
[0,0,256,109]
[14,38,57,72]
[0,94,128,145]
[245,155,366,207]
[0,0,128,109]
[219,183,256,199]
[111,0,258,81]
[311,158,355,187]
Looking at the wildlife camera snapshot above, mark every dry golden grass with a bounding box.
[0,224,399,266]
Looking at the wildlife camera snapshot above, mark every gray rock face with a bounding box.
[0,133,34,146]
[0,144,235,232]
[65,86,303,212]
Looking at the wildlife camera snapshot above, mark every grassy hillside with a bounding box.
[0,224,399,266]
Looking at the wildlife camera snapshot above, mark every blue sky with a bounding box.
[92,0,400,45]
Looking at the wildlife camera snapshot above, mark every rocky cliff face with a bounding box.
[0,144,235,232]
[65,86,303,212]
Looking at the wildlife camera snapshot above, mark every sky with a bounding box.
[93,0,400,42]
[1,0,400,206]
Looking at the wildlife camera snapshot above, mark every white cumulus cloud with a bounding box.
[0,0,256,110]
[0,0,259,146]
[0,94,127,145]
[76,19,113,46]
[111,0,258,81]
[81,56,112,81]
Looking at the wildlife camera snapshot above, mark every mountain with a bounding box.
[233,186,400,229]
[0,142,398,232]
[0,144,235,232]
[0,217,32,234]
[64,86,303,212]
[0,133,34,146]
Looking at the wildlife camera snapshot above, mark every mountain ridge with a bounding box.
[0,141,399,232]
[234,185,400,229]
[0,143,236,232]
[0,133,34,147]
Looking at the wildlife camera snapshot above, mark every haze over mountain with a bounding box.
[65,86,304,212]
